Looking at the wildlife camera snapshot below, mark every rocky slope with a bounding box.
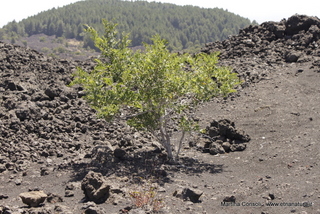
[0,14,320,214]
[202,14,320,84]
[0,42,167,213]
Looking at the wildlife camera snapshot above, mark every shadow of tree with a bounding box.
[172,156,224,174]
[67,148,224,185]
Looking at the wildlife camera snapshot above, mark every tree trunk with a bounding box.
[159,117,174,161]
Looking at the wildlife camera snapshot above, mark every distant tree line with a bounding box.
[0,0,256,51]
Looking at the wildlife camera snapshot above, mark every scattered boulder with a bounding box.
[65,183,75,197]
[208,142,225,155]
[54,205,73,214]
[81,171,111,204]
[46,193,63,203]
[0,194,8,200]
[64,190,74,198]
[0,206,11,213]
[285,51,301,62]
[223,195,236,203]
[268,193,275,200]
[0,164,6,173]
[19,190,47,207]
[114,148,127,160]
[84,206,107,214]
[173,188,203,203]
[81,201,107,214]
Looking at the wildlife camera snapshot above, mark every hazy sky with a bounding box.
[0,0,80,27]
[1,0,319,27]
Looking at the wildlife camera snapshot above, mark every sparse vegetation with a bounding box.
[127,178,165,212]
[48,53,57,58]
[54,37,65,44]
[129,186,164,212]
[74,50,82,55]
[41,47,50,53]
[39,36,46,42]
[53,46,68,54]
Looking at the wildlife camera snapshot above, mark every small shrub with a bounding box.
[74,51,82,55]
[129,186,164,212]
[53,46,67,54]
[48,53,57,58]
[41,47,50,53]
[39,36,46,42]
[54,37,65,44]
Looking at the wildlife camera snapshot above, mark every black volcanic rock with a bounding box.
[200,14,320,84]
[0,41,148,172]
[202,15,320,60]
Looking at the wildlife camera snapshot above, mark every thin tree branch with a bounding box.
[175,130,186,161]
[120,110,151,120]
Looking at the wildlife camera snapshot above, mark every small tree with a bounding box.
[70,20,240,162]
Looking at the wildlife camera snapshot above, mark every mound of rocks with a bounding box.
[199,119,250,155]
[202,15,320,60]
[0,42,155,174]
[201,15,320,83]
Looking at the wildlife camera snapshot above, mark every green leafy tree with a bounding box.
[70,20,240,161]
[48,23,56,36]
[56,20,64,37]
[25,20,36,35]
